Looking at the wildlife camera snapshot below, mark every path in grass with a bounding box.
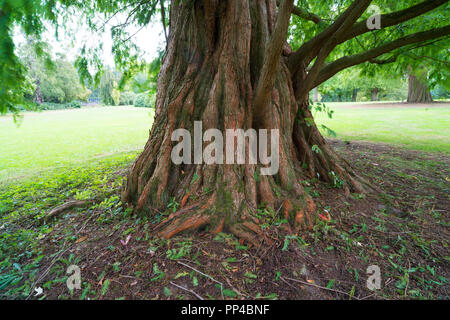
[0,106,154,181]
[315,102,450,154]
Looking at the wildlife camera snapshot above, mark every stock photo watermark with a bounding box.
[66,265,81,291]
[366,5,381,30]
[366,265,382,291]
[171,121,280,176]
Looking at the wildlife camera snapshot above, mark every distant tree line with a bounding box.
[17,40,163,111]
[18,41,90,109]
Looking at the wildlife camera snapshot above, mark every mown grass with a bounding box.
[1,103,448,183]
[315,103,450,153]
[0,106,154,182]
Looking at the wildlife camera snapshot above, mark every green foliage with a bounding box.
[166,241,192,260]
[290,1,449,100]
[40,101,81,110]
[119,91,136,106]
[317,69,408,102]
[2,0,447,117]
[133,91,155,108]
[0,0,59,115]
[17,41,91,104]
[99,69,120,106]
[0,151,136,297]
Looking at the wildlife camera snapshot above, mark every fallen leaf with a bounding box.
[75,236,88,244]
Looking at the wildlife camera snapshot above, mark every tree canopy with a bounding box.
[1,0,449,115]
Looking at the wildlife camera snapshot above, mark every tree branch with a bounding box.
[276,0,323,24]
[340,0,448,44]
[253,0,294,125]
[288,0,447,76]
[294,0,373,100]
[368,56,398,65]
[313,25,450,88]
[160,0,168,44]
[288,0,372,75]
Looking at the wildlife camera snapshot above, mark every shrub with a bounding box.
[133,92,155,108]
[119,91,136,105]
[111,89,121,106]
[68,100,82,108]
[38,101,82,111]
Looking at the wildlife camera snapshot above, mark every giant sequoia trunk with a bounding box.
[122,0,366,245]
[407,73,433,103]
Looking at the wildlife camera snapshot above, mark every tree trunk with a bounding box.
[352,89,358,102]
[371,88,378,101]
[122,0,366,245]
[33,79,43,105]
[408,73,433,103]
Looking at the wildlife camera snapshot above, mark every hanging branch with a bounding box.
[253,0,294,126]
[160,0,168,44]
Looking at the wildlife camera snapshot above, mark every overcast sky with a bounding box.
[14,12,166,68]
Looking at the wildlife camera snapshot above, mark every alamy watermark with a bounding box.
[366,265,381,290]
[66,265,81,291]
[366,5,381,30]
[171,121,280,176]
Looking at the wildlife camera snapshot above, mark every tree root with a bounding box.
[157,212,211,239]
[42,200,88,224]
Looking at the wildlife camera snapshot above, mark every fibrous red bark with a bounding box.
[120,0,370,245]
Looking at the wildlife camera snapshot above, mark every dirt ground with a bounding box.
[22,139,450,300]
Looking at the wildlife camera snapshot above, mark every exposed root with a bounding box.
[42,200,88,224]
[157,213,211,239]
[229,221,273,248]
[121,0,374,245]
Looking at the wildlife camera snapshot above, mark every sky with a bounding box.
[14,11,166,67]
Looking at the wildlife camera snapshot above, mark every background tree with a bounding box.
[1,0,449,244]
[99,68,121,105]
[315,67,407,102]
[408,65,433,102]
[18,41,90,104]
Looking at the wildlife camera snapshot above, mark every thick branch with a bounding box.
[276,0,322,24]
[313,25,450,88]
[292,6,322,24]
[341,0,448,44]
[288,0,372,74]
[369,56,398,65]
[253,0,294,125]
[294,0,373,100]
[289,0,447,75]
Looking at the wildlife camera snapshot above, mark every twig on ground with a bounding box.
[177,261,224,299]
[170,281,204,300]
[282,276,361,300]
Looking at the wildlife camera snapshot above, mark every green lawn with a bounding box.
[316,103,450,153]
[0,106,154,182]
[1,103,448,183]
